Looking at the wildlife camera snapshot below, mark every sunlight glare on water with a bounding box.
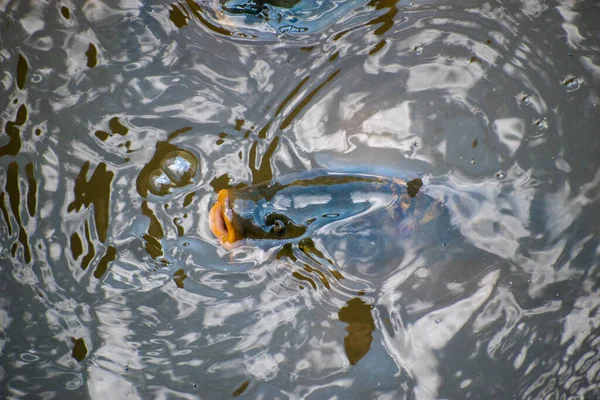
[0,0,600,398]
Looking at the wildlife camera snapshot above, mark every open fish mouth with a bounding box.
[209,189,237,244]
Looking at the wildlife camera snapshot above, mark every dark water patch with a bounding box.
[333,29,350,41]
[25,163,37,217]
[257,121,270,139]
[94,117,130,142]
[169,3,190,28]
[234,119,244,131]
[231,380,249,396]
[280,70,341,131]
[142,233,163,259]
[71,338,88,362]
[298,237,334,267]
[1,104,27,157]
[183,191,195,207]
[108,117,129,136]
[338,297,375,365]
[94,245,116,279]
[249,136,279,184]
[70,232,83,260]
[123,140,134,154]
[274,76,310,118]
[60,6,70,19]
[330,270,344,281]
[6,161,31,263]
[369,40,386,55]
[173,268,187,288]
[210,174,234,192]
[276,242,296,261]
[166,127,194,141]
[216,132,227,146]
[85,44,97,68]
[141,201,164,259]
[142,201,164,240]
[174,217,184,236]
[17,226,31,263]
[367,0,399,36]
[67,161,114,243]
[16,55,28,90]
[292,271,317,290]
[0,192,11,236]
[303,264,330,289]
[80,220,95,271]
[94,130,110,141]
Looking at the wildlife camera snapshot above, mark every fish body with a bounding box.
[210,170,439,248]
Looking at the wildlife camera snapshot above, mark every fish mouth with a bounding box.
[209,189,237,245]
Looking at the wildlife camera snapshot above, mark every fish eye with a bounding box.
[264,213,288,235]
[271,220,285,234]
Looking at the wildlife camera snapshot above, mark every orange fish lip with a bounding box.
[209,189,237,245]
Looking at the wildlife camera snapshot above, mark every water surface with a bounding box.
[1,0,600,398]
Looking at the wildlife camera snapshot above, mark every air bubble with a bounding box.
[147,169,173,196]
[141,147,200,197]
[518,92,531,105]
[533,118,548,131]
[495,170,506,180]
[161,151,198,185]
[562,75,582,92]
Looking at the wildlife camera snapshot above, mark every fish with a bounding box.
[209,170,439,255]
[208,170,445,366]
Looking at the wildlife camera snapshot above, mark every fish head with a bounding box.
[210,185,308,247]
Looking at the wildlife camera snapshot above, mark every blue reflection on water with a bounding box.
[221,0,370,34]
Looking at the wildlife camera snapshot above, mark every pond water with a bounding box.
[1,0,600,398]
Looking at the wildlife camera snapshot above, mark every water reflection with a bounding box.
[1,0,600,398]
[167,0,370,37]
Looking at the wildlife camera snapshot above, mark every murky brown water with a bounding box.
[1,0,600,398]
